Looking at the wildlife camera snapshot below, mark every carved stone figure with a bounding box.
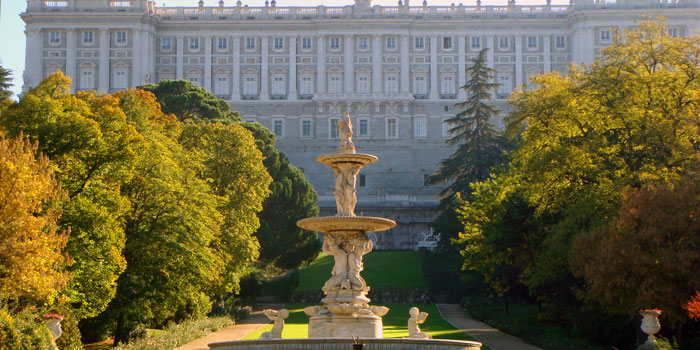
[337,112,356,154]
[259,309,290,339]
[331,162,361,216]
[408,307,432,339]
[347,234,372,291]
[322,234,350,292]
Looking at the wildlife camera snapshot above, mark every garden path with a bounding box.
[437,304,543,350]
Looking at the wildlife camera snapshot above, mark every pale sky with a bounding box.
[0,0,568,98]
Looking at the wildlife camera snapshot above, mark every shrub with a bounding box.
[13,311,52,350]
[0,310,21,350]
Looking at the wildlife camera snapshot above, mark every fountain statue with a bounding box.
[298,112,396,338]
[408,307,432,339]
[259,309,290,339]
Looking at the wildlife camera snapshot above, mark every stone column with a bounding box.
[231,36,241,101]
[514,35,523,86]
[457,35,466,99]
[176,35,184,79]
[372,35,382,93]
[204,35,212,91]
[344,35,354,93]
[260,36,269,100]
[429,35,438,99]
[317,35,326,93]
[584,27,595,64]
[98,29,110,94]
[23,28,42,92]
[145,30,154,84]
[486,35,495,71]
[289,35,297,100]
[132,30,142,86]
[543,34,551,72]
[400,34,410,94]
[66,29,77,91]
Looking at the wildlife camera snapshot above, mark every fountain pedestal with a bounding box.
[297,113,396,339]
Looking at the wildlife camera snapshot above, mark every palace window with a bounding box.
[272,119,284,138]
[442,119,453,138]
[83,31,94,45]
[443,36,453,50]
[413,74,427,95]
[329,118,340,139]
[80,69,94,90]
[271,75,286,97]
[300,75,314,96]
[356,74,370,94]
[386,118,398,139]
[301,119,313,138]
[328,75,342,94]
[245,37,256,50]
[499,36,509,49]
[386,37,397,50]
[555,35,566,49]
[470,36,481,49]
[414,118,427,138]
[50,31,61,44]
[218,37,228,50]
[116,31,127,45]
[414,36,425,50]
[330,36,341,51]
[215,75,229,96]
[384,74,398,94]
[527,36,538,49]
[667,28,679,37]
[600,29,611,42]
[187,73,201,87]
[359,174,366,187]
[302,37,312,50]
[243,75,258,97]
[358,37,369,50]
[497,73,512,96]
[441,74,455,96]
[358,118,370,137]
[189,37,199,50]
[274,37,284,50]
[113,69,128,90]
[161,37,172,51]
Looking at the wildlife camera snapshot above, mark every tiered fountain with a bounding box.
[208,112,481,350]
[297,112,396,338]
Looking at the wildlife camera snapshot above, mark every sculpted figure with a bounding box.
[347,234,372,291]
[322,234,350,292]
[332,163,361,216]
[337,112,356,154]
[259,309,290,339]
[408,307,432,339]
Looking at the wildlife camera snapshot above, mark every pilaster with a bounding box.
[400,34,410,94]
[289,36,297,100]
[204,35,212,91]
[344,35,354,93]
[66,29,76,91]
[429,35,438,99]
[486,35,495,72]
[231,36,241,101]
[372,35,382,94]
[98,29,110,94]
[318,35,326,93]
[260,36,269,100]
[132,30,142,86]
[543,35,551,72]
[514,35,523,86]
[457,36,466,99]
[176,35,184,79]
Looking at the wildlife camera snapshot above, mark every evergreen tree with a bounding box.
[0,63,13,102]
[428,48,509,248]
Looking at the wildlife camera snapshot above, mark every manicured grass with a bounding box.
[241,303,480,344]
[297,251,427,291]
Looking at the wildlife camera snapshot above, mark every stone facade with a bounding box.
[21,0,700,249]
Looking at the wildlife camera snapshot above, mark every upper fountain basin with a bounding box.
[316,153,378,167]
[297,216,396,233]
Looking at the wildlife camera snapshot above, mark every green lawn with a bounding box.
[297,251,427,291]
[241,303,480,343]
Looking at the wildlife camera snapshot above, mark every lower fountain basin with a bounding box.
[297,216,396,233]
[209,338,482,350]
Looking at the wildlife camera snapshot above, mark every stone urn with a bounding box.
[42,314,63,350]
[638,309,662,350]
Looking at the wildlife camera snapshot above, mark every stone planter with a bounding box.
[638,309,662,350]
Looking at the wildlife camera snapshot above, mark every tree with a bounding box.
[0,133,68,304]
[143,80,321,270]
[428,48,510,249]
[0,63,12,102]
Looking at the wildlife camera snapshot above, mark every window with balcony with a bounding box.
[384,74,398,94]
[218,37,228,50]
[356,74,370,94]
[161,37,172,51]
[80,69,95,90]
[49,31,61,45]
[443,37,453,50]
[301,119,313,138]
[300,75,314,97]
[215,75,229,96]
[667,28,679,37]
[441,74,455,96]
[414,118,427,138]
[414,36,425,50]
[498,36,509,49]
[274,37,284,50]
[272,119,284,138]
[555,35,566,49]
[413,74,427,96]
[113,69,128,90]
[302,37,312,51]
[330,36,341,51]
[386,37,397,50]
[527,36,538,49]
[329,118,340,139]
[470,36,481,50]
[245,37,256,51]
[189,37,199,51]
[358,37,369,50]
[386,118,398,139]
[497,73,512,97]
[116,31,127,45]
[600,29,611,42]
[83,31,94,45]
[358,118,370,137]
[243,75,258,98]
[187,73,201,87]
[271,76,286,98]
[328,75,342,94]
[442,119,453,138]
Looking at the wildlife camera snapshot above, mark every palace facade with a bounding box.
[21,0,700,249]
